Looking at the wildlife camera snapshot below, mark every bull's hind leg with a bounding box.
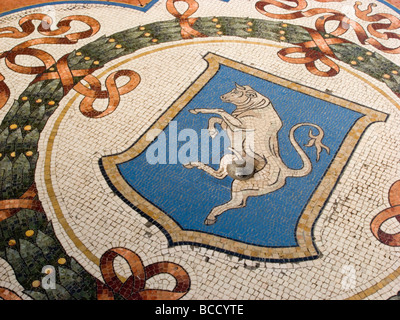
[205,191,249,225]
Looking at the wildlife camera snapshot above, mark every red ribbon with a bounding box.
[0,184,44,223]
[0,14,100,111]
[74,70,141,119]
[166,0,206,39]
[278,27,350,77]
[0,287,22,300]
[97,248,190,300]
[256,0,400,77]
[371,181,400,247]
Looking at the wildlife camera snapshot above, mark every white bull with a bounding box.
[184,84,330,225]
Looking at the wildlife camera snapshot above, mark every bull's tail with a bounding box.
[286,123,330,178]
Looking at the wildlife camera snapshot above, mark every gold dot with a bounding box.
[366,51,373,56]
[152,39,158,43]
[247,28,253,32]
[280,36,286,41]
[49,67,55,72]
[10,152,16,158]
[25,230,34,237]
[36,99,42,103]
[247,22,253,26]
[357,56,364,61]
[216,24,221,29]
[58,258,67,265]
[108,38,116,43]
[21,96,28,101]
[282,23,288,28]
[48,101,55,106]
[76,52,82,56]
[324,34,330,38]
[25,151,33,157]
[212,18,218,22]
[0,153,2,158]
[24,125,32,131]
[383,74,391,79]
[279,30,285,35]
[350,61,357,65]
[8,239,16,246]
[9,124,18,130]
[32,280,41,288]
[139,26,145,31]
[392,70,398,75]
[93,61,100,65]
[217,31,223,35]
[144,33,151,37]
[84,56,91,61]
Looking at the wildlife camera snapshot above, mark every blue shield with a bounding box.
[101,53,387,262]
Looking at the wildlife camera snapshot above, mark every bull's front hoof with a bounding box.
[204,217,217,226]
[183,163,194,169]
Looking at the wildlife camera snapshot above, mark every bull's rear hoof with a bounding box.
[204,217,217,226]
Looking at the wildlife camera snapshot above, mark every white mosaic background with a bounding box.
[1,0,400,299]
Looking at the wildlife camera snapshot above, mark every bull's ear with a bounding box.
[235,83,246,90]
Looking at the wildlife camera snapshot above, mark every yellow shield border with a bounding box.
[100,53,388,262]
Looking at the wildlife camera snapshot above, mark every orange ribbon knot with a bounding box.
[97,248,190,300]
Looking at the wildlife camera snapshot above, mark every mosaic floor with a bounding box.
[1,0,400,301]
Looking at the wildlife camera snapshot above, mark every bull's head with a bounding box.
[220,83,262,105]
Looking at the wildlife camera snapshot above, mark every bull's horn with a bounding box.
[235,83,246,90]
